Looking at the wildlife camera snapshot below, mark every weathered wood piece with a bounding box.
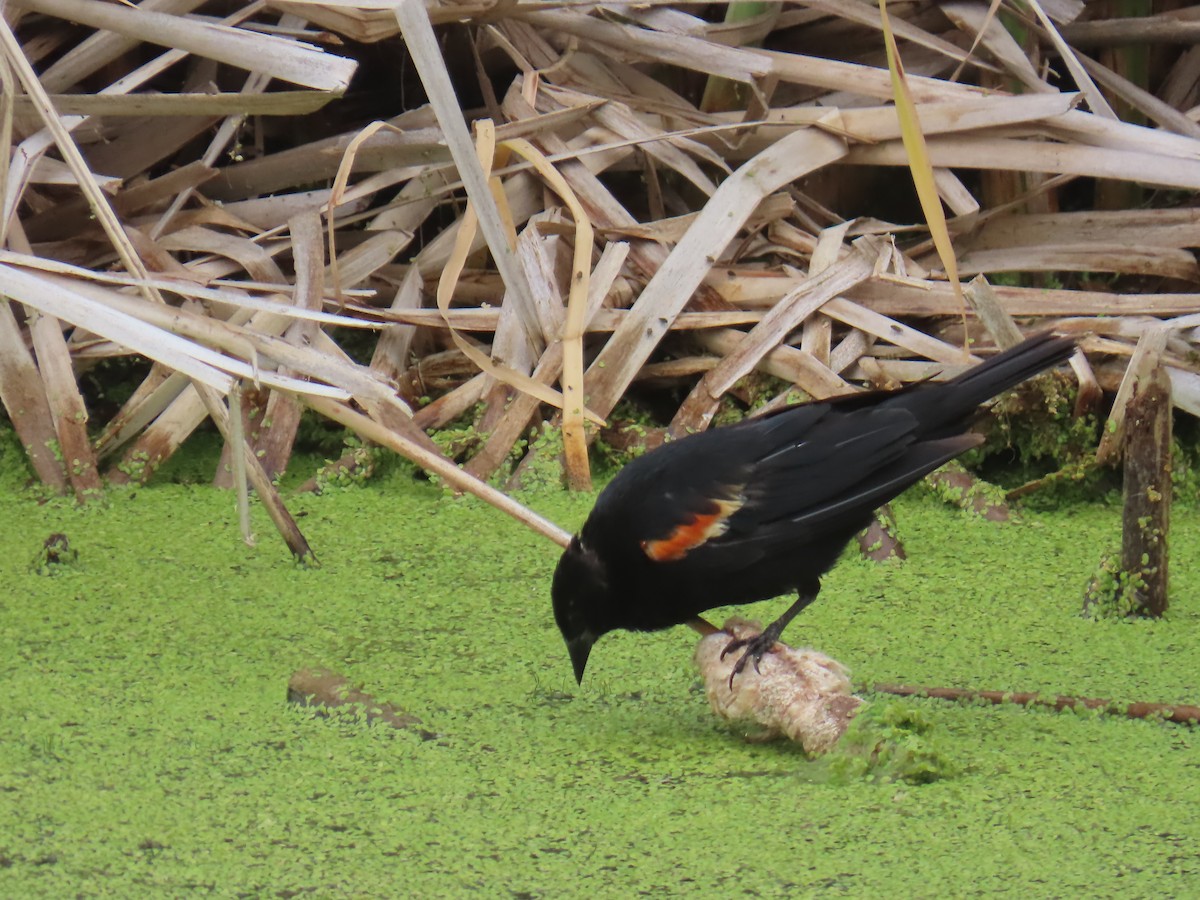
[1119,363,1172,618]
[856,504,906,562]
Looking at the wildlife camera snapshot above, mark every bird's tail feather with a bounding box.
[943,331,1075,415]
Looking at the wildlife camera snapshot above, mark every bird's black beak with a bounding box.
[567,632,596,685]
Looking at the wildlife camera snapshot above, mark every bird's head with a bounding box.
[551,535,613,684]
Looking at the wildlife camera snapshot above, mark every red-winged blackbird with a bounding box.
[553,331,1076,684]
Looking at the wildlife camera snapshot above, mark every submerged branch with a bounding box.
[287,668,429,734]
[869,683,1200,725]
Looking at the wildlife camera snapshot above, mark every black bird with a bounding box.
[552,332,1076,684]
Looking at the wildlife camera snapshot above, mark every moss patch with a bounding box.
[1,458,1199,895]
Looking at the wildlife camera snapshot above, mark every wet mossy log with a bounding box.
[856,503,906,562]
[1120,364,1172,617]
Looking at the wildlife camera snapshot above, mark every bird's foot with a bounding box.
[719,628,781,689]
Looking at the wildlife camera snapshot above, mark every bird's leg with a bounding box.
[720,588,819,687]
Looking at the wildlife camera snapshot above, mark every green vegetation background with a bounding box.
[1,431,1198,896]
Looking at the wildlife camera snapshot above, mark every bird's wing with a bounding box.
[595,404,929,569]
[673,406,938,570]
[581,410,801,567]
[731,432,980,546]
[640,491,747,562]
[744,407,920,523]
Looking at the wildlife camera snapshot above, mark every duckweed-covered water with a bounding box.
[1,439,1198,896]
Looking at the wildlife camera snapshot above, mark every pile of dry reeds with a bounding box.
[3,1,1200,554]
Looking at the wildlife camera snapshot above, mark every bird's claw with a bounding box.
[720,632,776,690]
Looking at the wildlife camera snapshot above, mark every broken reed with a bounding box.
[1,2,1199,562]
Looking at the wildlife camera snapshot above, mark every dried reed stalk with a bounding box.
[1,0,1199,559]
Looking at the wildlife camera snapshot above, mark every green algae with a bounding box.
[823,702,957,786]
[1,449,1200,895]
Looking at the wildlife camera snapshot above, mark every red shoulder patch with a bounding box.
[641,497,742,562]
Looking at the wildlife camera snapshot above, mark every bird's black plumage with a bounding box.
[552,332,1076,683]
